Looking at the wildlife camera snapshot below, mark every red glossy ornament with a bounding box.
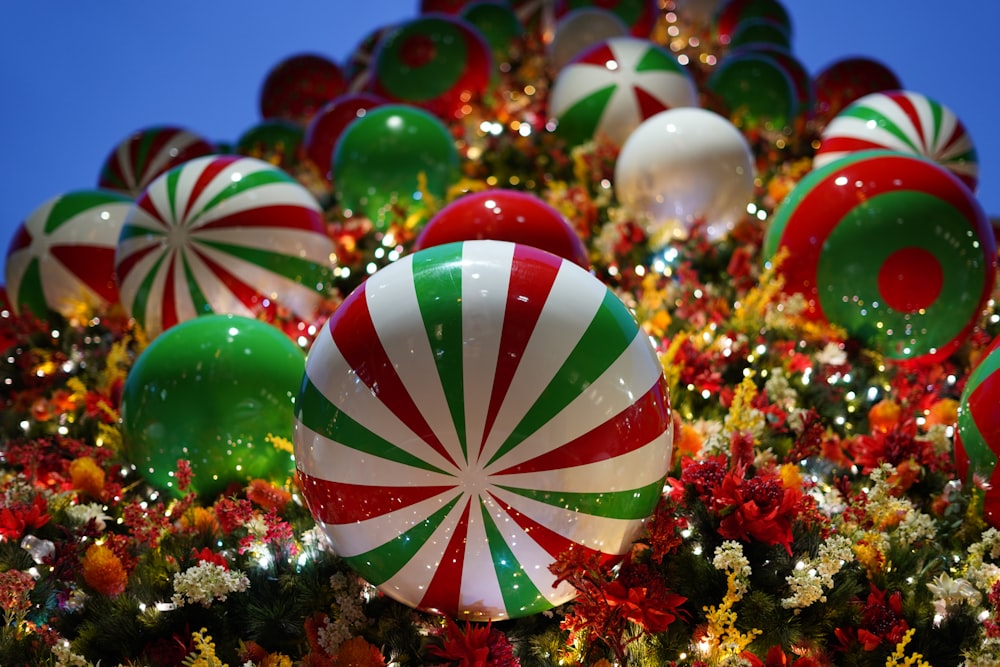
[813,56,903,125]
[259,53,346,124]
[303,92,387,182]
[414,189,590,268]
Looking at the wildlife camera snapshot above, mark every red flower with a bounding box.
[426,619,519,667]
[0,493,50,540]
[191,547,228,570]
[603,580,687,633]
[712,466,804,554]
[836,585,909,651]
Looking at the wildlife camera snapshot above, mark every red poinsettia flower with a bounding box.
[711,465,805,555]
[836,584,909,652]
[741,645,822,666]
[0,493,50,540]
[426,619,518,667]
[191,547,228,570]
[603,580,687,633]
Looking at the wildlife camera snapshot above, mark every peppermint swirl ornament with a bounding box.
[115,155,334,338]
[97,126,215,198]
[549,36,698,147]
[814,90,979,191]
[764,150,996,362]
[6,190,132,319]
[295,240,672,620]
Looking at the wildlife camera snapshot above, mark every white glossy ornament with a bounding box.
[614,107,755,239]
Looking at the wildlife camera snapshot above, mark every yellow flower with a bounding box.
[69,456,105,499]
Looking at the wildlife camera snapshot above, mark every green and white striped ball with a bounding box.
[295,240,673,621]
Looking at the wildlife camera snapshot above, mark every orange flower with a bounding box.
[332,636,385,667]
[868,399,902,433]
[81,543,128,596]
[672,423,703,465]
[179,506,221,536]
[246,479,292,513]
[69,456,106,499]
[925,398,959,428]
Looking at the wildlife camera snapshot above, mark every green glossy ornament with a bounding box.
[332,104,459,231]
[705,51,797,131]
[121,314,305,499]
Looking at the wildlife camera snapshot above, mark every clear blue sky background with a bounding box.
[2,2,997,278]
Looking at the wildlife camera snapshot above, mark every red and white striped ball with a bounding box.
[115,155,334,338]
[6,190,132,319]
[98,126,216,198]
[295,240,672,620]
[814,90,978,192]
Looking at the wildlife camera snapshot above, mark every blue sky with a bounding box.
[2,1,997,278]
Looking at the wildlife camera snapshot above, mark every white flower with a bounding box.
[170,561,249,608]
[927,572,981,624]
[65,503,112,531]
[814,342,847,366]
[52,639,90,667]
[782,535,852,611]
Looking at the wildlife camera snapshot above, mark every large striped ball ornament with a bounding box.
[413,189,590,269]
[956,341,1000,527]
[615,107,754,239]
[813,90,979,192]
[98,126,215,198]
[295,240,673,620]
[121,314,304,499]
[115,155,334,338]
[763,150,996,362]
[549,36,698,147]
[6,190,132,319]
[370,15,494,120]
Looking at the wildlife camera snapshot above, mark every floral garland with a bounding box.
[3,4,1000,667]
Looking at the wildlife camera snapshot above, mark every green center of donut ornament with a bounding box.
[294,240,673,621]
[763,150,996,362]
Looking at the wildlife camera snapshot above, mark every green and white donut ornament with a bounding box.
[295,240,673,620]
[5,190,132,319]
[814,90,978,192]
[549,36,698,147]
[764,150,996,362]
[115,155,334,338]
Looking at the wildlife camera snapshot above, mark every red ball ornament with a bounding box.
[813,57,902,126]
[259,53,346,124]
[956,341,1000,527]
[303,92,388,182]
[414,190,590,268]
[420,0,474,13]
[370,15,494,120]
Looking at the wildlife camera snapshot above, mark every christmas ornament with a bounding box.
[705,49,798,131]
[295,240,672,620]
[97,126,215,198]
[5,190,132,319]
[812,56,902,125]
[259,53,346,124]
[555,0,658,38]
[460,1,526,66]
[370,15,494,120]
[303,92,387,183]
[714,0,791,44]
[956,342,1000,527]
[763,150,996,362]
[548,36,698,148]
[547,7,629,72]
[115,155,334,338]
[614,107,755,239]
[344,24,397,91]
[726,17,791,50]
[332,105,459,231]
[813,90,978,192]
[121,314,304,499]
[414,189,589,268]
[235,120,305,171]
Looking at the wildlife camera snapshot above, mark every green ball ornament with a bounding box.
[121,314,305,499]
[332,104,459,231]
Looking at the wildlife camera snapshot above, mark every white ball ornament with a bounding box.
[547,8,629,72]
[614,107,755,239]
